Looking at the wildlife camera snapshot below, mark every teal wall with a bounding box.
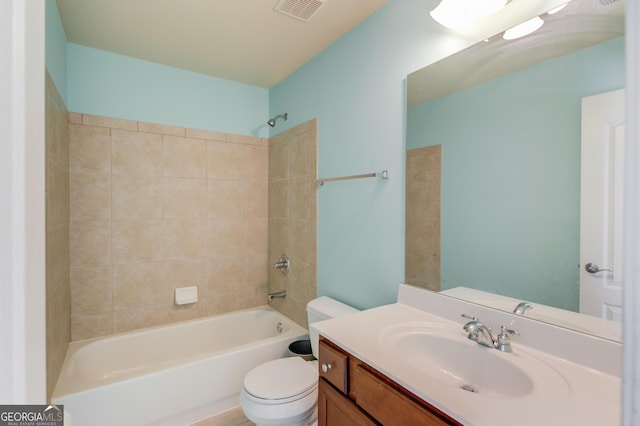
[45,0,67,103]
[66,44,269,137]
[406,37,625,311]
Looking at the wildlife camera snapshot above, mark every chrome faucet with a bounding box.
[462,314,519,353]
[513,302,533,316]
[463,320,496,349]
[268,290,286,301]
[271,254,290,275]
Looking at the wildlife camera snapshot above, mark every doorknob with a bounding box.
[585,262,612,274]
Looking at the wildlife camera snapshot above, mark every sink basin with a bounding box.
[380,322,569,400]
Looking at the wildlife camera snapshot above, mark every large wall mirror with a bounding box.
[405,0,625,341]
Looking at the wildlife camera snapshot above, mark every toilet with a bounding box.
[240,297,358,426]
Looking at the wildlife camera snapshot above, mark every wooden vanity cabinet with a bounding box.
[318,338,462,426]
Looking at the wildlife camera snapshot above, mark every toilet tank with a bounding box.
[307,296,359,359]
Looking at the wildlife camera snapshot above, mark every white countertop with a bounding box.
[313,288,621,426]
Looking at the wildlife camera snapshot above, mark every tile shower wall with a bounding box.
[267,120,318,328]
[69,114,269,340]
[405,145,441,292]
[45,71,70,399]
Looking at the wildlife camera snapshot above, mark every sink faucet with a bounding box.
[462,315,519,352]
[463,320,496,349]
[513,302,533,316]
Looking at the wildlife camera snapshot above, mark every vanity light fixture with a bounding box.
[503,15,544,40]
[429,0,509,31]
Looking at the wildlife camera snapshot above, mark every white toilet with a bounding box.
[240,297,358,426]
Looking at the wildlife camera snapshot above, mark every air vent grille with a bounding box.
[273,0,327,22]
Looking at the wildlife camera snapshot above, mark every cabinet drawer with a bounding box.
[354,364,459,426]
[318,339,349,394]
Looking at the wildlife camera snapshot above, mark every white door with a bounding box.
[580,89,625,321]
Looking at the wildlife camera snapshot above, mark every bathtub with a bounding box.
[52,306,308,426]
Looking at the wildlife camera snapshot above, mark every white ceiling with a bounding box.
[55,0,388,89]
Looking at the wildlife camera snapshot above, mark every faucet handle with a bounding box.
[461,313,478,321]
[496,326,519,352]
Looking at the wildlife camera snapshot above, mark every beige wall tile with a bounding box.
[165,177,207,218]
[70,267,112,315]
[138,121,185,136]
[112,219,163,264]
[112,307,159,334]
[227,133,262,146]
[268,218,288,256]
[268,179,288,219]
[45,73,70,399]
[71,313,112,341]
[68,112,82,124]
[269,142,288,181]
[164,260,208,298]
[207,179,246,218]
[164,136,206,178]
[245,180,268,218]
[47,160,70,226]
[289,132,315,178]
[207,141,244,180]
[112,174,162,219]
[111,129,163,176]
[112,263,167,310]
[246,254,269,289]
[243,145,268,181]
[70,173,110,219]
[70,124,111,174]
[289,176,313,220]
[207,256,245,295]
[267,120,318,323]
[208,217,244,257]
[68,114,276,340]
[405,146,441,290]
[185,128,226,142]
[244,217,268,255]
[164,218,207,260]
[46,223,70,295]
[70,219,111,267]
[82,114,137,131]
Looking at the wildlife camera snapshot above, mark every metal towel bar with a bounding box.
[315,170,389,186]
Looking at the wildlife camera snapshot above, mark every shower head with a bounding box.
[267,113,288,127]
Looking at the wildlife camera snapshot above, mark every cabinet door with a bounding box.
[354,364,460,426]
[318,378,377,426]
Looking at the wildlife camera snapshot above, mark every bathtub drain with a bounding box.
[276,322,284,333]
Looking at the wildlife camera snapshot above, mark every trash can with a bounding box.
[288,339,314,361]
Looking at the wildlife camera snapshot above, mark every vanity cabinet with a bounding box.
[318,338,462,426]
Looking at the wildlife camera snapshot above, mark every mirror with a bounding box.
[405,0,625,341]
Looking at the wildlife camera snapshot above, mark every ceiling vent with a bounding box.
[273,0,328,22]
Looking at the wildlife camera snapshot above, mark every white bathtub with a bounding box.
[52,306,308,426]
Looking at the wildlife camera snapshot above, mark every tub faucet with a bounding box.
[271,254,290,275]
[513,302,533,316]
[268,290,286,301]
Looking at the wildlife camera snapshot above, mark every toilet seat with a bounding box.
[243,357,318,404]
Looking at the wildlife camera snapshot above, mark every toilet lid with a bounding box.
[244,357,318,400]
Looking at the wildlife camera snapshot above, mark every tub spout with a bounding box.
[268,290,286,301]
